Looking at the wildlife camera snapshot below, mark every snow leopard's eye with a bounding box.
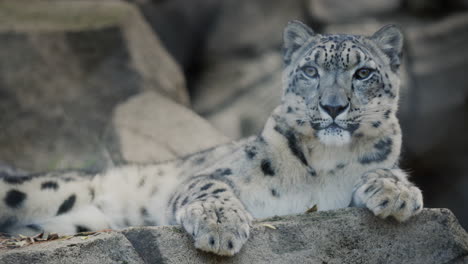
[301,66,319,78]
[354,68,374,80]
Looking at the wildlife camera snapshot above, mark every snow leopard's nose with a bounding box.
[319,102,349,119]
[318,86,349,119]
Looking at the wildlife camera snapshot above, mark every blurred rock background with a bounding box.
[0,0,466,230]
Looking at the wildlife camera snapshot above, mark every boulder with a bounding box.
[307,0,402,24]
[192,52,282,139]
[400,12,468,231]
[0,232,144,264]
[1,208,467,263]
[0,0,187,172]
[202,0,306,63]
[113,90,229,164]
[131,0,221,69]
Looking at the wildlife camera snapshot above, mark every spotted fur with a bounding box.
[0,21,423,256]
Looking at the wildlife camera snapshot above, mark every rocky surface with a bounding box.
[192,52,282,139]
[400,12,468,234]
[1,208,467,263]
[0,0,186,172]
[201,0,306,63]
[113,91,229,163]
[308,0,401,24]
[132,0,221,69]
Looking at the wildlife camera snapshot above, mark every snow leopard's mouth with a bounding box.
[310,121,360,133]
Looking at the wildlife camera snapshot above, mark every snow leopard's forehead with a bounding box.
[294,34,380,71]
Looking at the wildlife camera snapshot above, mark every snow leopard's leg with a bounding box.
[0,170,107,235]
[7,204,111,236]
[168,175,252,256]
[352,168,423,222]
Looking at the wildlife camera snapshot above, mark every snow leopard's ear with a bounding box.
[283,20,315,65]
[371,24,404,71]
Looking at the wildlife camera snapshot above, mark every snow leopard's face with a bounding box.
[281,21,403,146]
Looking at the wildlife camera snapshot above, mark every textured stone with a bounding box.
[2,208,467,263]
[132,0,221,69]
[308,0,401,23]
[0,232,144,264]
[121,208,468,264]
[202,0,305,62]
[113,91,229,163]
[0,0,186,172]
[400,12,468,231]
[193,52,282,139]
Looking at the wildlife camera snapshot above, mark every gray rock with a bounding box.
[0,232,144,264]
[193,52,282,139]
[113,91,229,163]
[307,0,401,23]
[0,1,187,172]
[2,208,467,263]
[202,0,305,63]
[132,0,221,69]
[400,12,468,231]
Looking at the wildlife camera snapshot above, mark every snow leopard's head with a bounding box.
[281,21,403,146]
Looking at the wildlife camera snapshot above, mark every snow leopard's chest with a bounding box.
[233,159,364,218]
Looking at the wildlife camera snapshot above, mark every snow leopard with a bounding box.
[0,21,423,256]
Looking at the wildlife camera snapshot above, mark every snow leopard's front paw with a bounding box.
[353,169,423,222]
[177,199,252,256]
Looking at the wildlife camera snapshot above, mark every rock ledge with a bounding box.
[1,208,467,264]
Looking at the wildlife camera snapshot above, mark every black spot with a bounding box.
[372,121,382,128]
[245,146,257,159]
[384,110,391,119]
[359,138,393,165]
[200,183,213,191]
[4,190,26,209]
[193,156,206,165]
[274,125,308,167]
[271,189,280,197]
[89,187,95,200]
[212,168,232,177]
[336,163,346,169]
[212,188,226,194]
[26,224,42,233]
[354,132,364,138]
[287,106,293,113]
[172,195,181,215]
[380,200,389,208]
[188,182,197,190]
[209,236,215,246]
[196,193,207,200]
[141,207,149,217]
[364,184,376,193]
[76,225,91,233]
[41,181,59,190]
[181,197,189,206]
[57,194,76,215]
[308,167,317,177]
[228,240,234,249]
[261,159,275,176]
[347,123,360,134]
[399,202,406,209]
[1,173,35,184]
